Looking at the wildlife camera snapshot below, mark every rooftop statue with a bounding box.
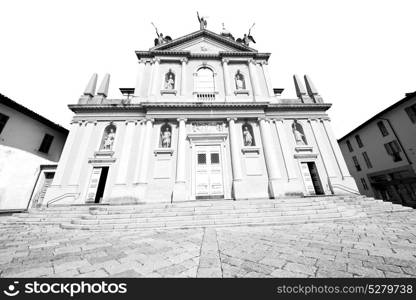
[237,23,256,46]
[151,22,172,46]
[197,11,207,30]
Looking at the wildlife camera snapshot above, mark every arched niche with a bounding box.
[100,123,117,151]
[242,123,255,146]
[292,120,307,145]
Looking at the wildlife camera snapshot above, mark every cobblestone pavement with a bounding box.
[1,211,416,278]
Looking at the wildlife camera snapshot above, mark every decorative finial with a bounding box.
[236,23,256,46]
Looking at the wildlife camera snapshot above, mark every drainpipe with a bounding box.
[378,117,412,165]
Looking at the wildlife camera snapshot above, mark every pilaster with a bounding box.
[172,118,187,202]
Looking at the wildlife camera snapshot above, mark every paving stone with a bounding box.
[284,262,317,276]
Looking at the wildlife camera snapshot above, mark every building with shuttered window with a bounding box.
[338,91,416,207]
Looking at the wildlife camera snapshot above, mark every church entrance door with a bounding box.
[195,145,224,199]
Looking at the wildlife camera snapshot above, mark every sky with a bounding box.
[1,0,415,138]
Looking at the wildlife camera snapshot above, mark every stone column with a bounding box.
[227,118,244,199]
[115,120,138,184]
[51,121,80,186]
[222,58,231,99]
[248,59,260,99]
[261,61,275,97]
[180,58,188,96]
[320,119,353,179]
[133,59,146,98]
[132,121,147,184]
[137,118,154,184]
[172,118,187,201]
[259,118,282,198]
[150,58,161,97]
[68,121,95,185]
[273,119,297,179]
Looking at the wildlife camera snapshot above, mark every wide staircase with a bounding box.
[1,195,414,231]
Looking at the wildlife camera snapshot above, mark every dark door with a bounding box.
[95,167,109,203]
[307,162,324,195]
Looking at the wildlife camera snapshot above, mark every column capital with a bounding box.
[258,117,269,122]
[177,117,188,122]
[273,118,284,123]
[139,58,148,64]
[144,118,155,123]
[222,58,230,64]
[181,57,188,64]
[152,58,161,64]
[307,118,318,123]
[248,58,257,65]
[261,60,269,65]
[227,117,237,122]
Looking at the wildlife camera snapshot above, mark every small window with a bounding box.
[352,156,361,171]
[38,134,54,154]
[360,178,369,190]
[346,140,353,152]
[384,140,402,162]
[0,112,9,135]
[355,135,363,148]
[362,152,373,169]
[377,121,389,137]
[211,153,220,164]
[405,104,416,123]
[198,153,206,164]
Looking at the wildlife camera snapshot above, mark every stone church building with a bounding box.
[44,25,358,206]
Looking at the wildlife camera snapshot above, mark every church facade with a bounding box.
[44,27,358,206]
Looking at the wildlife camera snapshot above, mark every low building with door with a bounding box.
[0,93,68,210]
[338,91,416,207]
[43,24,358,206]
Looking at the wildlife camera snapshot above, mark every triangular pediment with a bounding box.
[151,29,257,53]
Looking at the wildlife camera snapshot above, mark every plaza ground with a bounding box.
[1,210,416,278]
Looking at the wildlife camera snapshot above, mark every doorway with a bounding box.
[301,162,324,195]
[195,145,224,199]
[85,166,109,204]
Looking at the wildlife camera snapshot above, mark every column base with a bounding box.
[172,182,187,202]
[231,180,246,200]
[132,183,148,201]
[268,179,285,199]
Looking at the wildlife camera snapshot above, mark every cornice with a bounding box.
[135,50,270,61]
[149,29,257,53]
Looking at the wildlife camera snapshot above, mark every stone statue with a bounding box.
[235,70,245,90]
[151,22,172,46]
[293,122,306,145]
[161,127,171,148]
[165,72,175,90]
[103,128,115,150]
[237,23,256,46]
[197,11,207,30]
[243,126,253,146]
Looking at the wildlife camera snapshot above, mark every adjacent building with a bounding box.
[339,91,416,207]
[44,25,358,206]
[0,93,68,210]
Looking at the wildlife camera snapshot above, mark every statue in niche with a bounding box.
[243,125,253,146]
[235,70,246,90]
[292,121,307,145]
[102,127,116,150]
[197,11,207,30]
[161,126,171,148]
[165,70,175,90]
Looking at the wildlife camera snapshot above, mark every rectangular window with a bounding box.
[352,156,361,171]
[346,140,353,152]
[197,153,206,164]
[405,104,416,123]
[384,140,402,162]
[0,112,9,135]
[38,134,54,154]
[362,152,373,168]
[377,121,389,137]
[355,134,363,148]
[210,153,220,164]
[360,178,369,190]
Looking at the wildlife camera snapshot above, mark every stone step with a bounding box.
[72,207,354,225]
[61,214,366,231]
